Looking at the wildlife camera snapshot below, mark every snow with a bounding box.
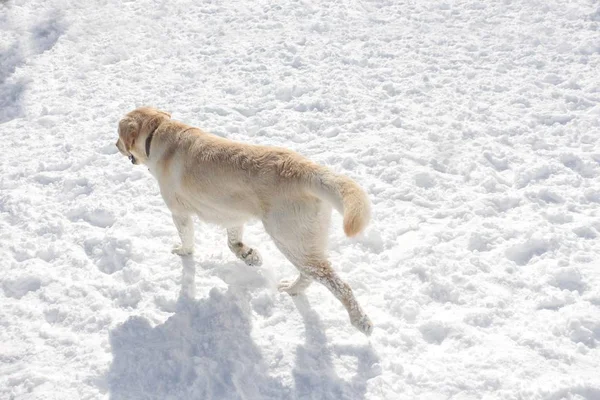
[1,0,600,398]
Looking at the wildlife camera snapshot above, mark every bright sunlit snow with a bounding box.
[1,0,600,399]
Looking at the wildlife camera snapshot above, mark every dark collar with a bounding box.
[145,128,156,158]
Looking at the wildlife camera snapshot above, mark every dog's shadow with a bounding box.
[107,256,379,400]
[291,295,380,399]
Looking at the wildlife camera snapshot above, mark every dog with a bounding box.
[115,107,373,335]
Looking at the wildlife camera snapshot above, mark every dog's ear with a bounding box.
[139,112,169,138]
[118,117,139,153]
[157,110,171,118]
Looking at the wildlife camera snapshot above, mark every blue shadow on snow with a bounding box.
[107,255,378,399]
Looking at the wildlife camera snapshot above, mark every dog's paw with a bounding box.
[278,279,303,296]
[240,248,262,267]
[351,314,374,336]
[171,245,194,256]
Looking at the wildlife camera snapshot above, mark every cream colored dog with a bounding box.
[115,107,373,335]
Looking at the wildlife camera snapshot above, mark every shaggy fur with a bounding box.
[115,107,373,335]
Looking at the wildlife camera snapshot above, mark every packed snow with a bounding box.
[1,0,600,399]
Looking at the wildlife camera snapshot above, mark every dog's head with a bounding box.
[116,107,171,165]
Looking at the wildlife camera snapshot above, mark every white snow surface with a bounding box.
[1,0,600,399]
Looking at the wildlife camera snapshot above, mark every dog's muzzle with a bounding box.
[128,154,136,164]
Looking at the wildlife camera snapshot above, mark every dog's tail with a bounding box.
[307,165,371,237]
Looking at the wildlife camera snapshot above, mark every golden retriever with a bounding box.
[115,107,373,335]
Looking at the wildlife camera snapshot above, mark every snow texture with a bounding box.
[1,0,600,399]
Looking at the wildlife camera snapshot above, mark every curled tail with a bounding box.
[309,167,371,237]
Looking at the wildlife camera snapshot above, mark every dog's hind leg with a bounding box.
[278,273,312,295]
[263,198,373,335]
[227,226,263,266]
[277,247,372,335]
[298,260,373,335]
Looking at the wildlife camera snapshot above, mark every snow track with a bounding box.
[1,0,599,398]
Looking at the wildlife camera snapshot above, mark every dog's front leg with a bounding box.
[227,226,262,266]
[171,214,194,256]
